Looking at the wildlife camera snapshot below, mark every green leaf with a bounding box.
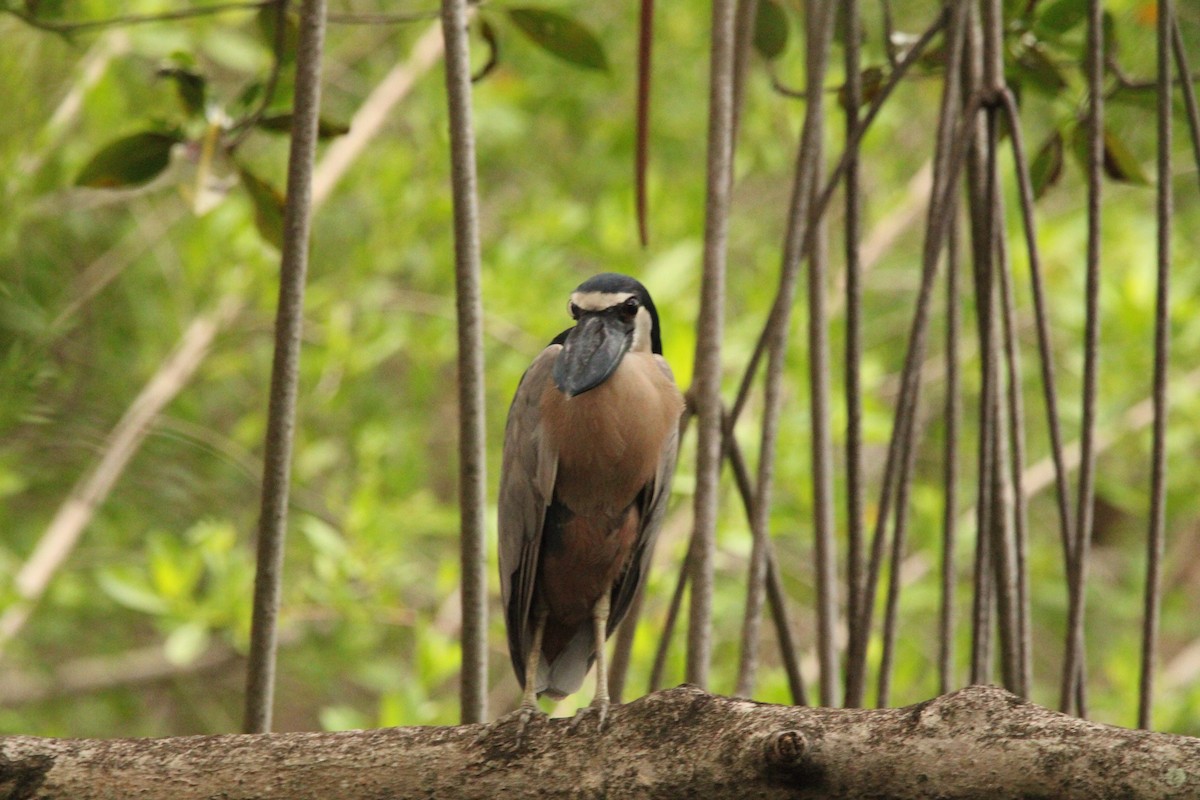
[1032,0,1087,39]
[97,568,170,615]
[472,18,501,83]
[23,0,65,20]
[256,112,351,139]
[1068,122,1150,185]
[157,65,208,118]
[75,131,182,188]
[256,3,299,63]
[753,0,788,61]
[1102,10,1118,58]
[236,163,286,249]
[506,8,608,72]
[1101,126,1149,184]
[1012,41,1068,97]
[1029,130,1064,199]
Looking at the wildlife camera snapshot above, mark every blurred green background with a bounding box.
[2,0,1200,738]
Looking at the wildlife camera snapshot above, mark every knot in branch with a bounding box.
[765,729,809,767]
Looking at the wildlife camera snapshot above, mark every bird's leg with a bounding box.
[590,590,611,719]
[570,589,612,732]
[521,608,548,712]
[477,608,547,749]
[511,608,549,746]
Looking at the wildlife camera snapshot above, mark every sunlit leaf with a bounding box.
[75,131,182,188]
[753,0,788,61]
[149,535,202,601]
[506,8,608,72]
[236,163,286,249]
[1030,130,1064,199]
[256,112,351,139]
[164,622,210,665]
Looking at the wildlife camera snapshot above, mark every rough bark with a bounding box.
[1,685,1196,799]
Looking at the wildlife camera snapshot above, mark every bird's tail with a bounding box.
[536,626,593,701]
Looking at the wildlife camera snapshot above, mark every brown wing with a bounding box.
[497,346,560,687]
[607,354,681,635]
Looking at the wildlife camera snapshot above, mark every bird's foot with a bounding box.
[568,699,610,734]
[474,704,546,750]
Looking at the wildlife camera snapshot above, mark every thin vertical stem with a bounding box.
[800,0,839,708]
[1062,0,1104,718]
[842,0,867,698]
[687,0,738,689]
[962,9,994,685]
[731,0,760,143]
[635,0,654,246]
[990,208,1022,696]
[1139,0,1173,732]
[442,0,488,725]
[995,190,1033,698]
[243,0,327,735]
[875,402,920,707]
[939,214,961,695]
[974,94,1022,696]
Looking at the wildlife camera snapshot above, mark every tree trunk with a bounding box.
[1,685,1196,799]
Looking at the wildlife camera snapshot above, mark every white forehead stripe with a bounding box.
[570,290,635,311]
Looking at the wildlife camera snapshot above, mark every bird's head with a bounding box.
[551,273,662,398]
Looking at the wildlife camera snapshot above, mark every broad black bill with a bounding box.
[553,313,632,397]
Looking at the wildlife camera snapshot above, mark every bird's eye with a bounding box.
[619,297,640,318]
[569,302,581,320]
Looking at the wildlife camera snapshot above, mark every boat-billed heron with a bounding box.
[498,273,683,725]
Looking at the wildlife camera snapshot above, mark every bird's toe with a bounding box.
[476,704,546,749]
[568,700,610,734]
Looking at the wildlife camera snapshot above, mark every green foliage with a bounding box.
[505,8,609,72]
[1030,131,1065,199]
[752,0,789,62]
[75,130,182,188]
[0,0,1199,742]
[235,162,286,250]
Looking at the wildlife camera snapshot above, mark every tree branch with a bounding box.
[1,686,1196,799]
